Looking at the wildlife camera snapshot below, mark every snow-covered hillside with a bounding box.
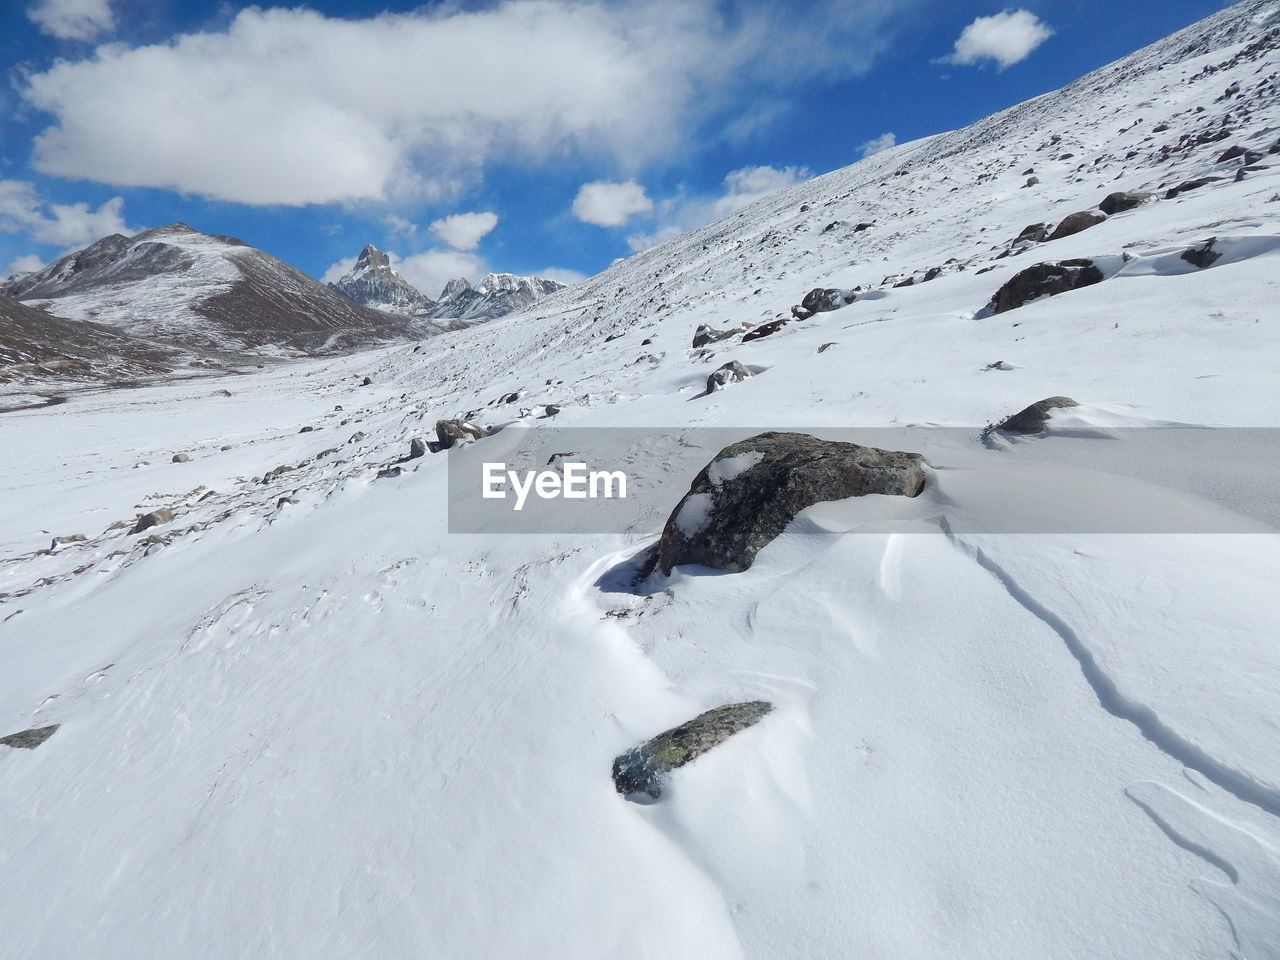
[2,3,1279,959]
[2,224,421,357]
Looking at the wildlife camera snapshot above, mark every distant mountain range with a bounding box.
[0,227,571,386]
[326,243,567,327]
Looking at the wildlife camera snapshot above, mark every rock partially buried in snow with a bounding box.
[612,701,773,799]
[988,260,1104,314]
[171,453,190,463]
[1099,191,1154,215]
[706,361,752,393]
[435,419,486,450]
[0,724,60,749]
[996,396,1079,434]
[691,324,738,348]
[130,508,174,535]
[800,288,853,314]
[408,437,427,459]
[651,432,928,575]
[1048,210,1107,241]
[1181,238,1222,269]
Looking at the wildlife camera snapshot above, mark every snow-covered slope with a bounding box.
[326,244,436,317]
[2,224,423,356]
[2,4,1279,959]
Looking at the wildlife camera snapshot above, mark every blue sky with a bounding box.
[0,0,1235,298]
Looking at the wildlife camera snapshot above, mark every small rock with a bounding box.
[612,702,774,799]
[801,288,853,314]
[1216,144,1247,163]
[130,508,174,535]
[691,324,738,348]
[347,432,365,444]
[334,405,343,411]
[1098,191,1154,215]
[817,342,838,353]
[996,397,1079,434]
[1181,238,1221,269]
[0,724,60,750]
[435,419,486,450]
[742,319,788,343]
[361,376,373,386]
[376,466,402,480]
[1165,176,1223,199]
[1047,210,1106,241]
[1015,223,1049,244]
[987,259,1105,314]
[299,426,314,433]
[172,453,190,463]
[1024,176,1040,187]
[706,361,752,393]
[408,437,428,459]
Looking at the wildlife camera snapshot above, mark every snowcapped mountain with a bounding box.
[326,244,435,318]
[427,271,568,322]
[1,224,420,357]
[2,4,1280,959]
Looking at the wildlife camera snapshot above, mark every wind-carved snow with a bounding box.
[2,2,1280,958]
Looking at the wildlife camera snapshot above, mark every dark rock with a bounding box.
[171,453,190,463]
[817,342,838,353]
[299,426,314,433]
[1243,151,1264,164]
[988,260,1105,314]
[1152,123,1170,133]
[1025,176,1040,187]
[1216,145,1247,163]
[1015,223,1049,243]
[262,464,295,482]
[347,431,366,444]
[435,419,486,449]
[376,466,402,479]
[692,324,738,348]
[130,508,174,535]
[543,404,561,417]
[652,432,928,575]
[497,392,520,405]
[334,405,343,411]
[742,319,787,343]
[1099,191,1154,215]
[996,397,1079,434]
[799,203,811,212]
[922,267,943,282]
[361,376,373,386]
[641,338,653,346]
[1165,177,1223,199]
[1181,238,1222,269]
[706,361,753,393]
[790,305,814,321]
[893,277,915,288]
[408,437,427,459]
[1047,210,1106,241]
[854,222,875,232]
[0,724,60,750]
[612,702,774,799]
[800,288,852,314]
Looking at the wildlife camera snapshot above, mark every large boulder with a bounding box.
[130,507,174,535]
[1099,191,1154,215]
[435,419,486,449]
[1181,238,1221,269]
[1165,176,1223,199]
[612,702,773,799]
[1047,210,1107,241]
[800,288,853,314]
[1,724,60,749]
[652,432,928,575]
[706,361,752,393]
[1015,223,1049,243]
[996,396,1079,434]
[987,259,1104,314]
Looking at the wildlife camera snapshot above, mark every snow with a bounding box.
[2,3,1280,957]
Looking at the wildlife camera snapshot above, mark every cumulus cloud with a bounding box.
[27,0,113,41]
[625,163,809,252]
[572,180,653,227]
[6,254,45,279]
[0,179,129,248]
[382,214,417,236]
[430,211,498,251]
[538,266,587,285]
[20,0,922,207]
[859,132,897,157]
[943,10,1052,69]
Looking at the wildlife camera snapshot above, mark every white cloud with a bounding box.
[944,10,1053,69]
[382,214,417,236]
[0,179,129,249]
[322,255,357,285]
[572,180,653,227]
[859,131,897,157]
[6,254,45,278]
[537,266,587,285]
[20,1,923,206]
[430,211,498,251]
[27,0,113,41]
[626,163,810,252]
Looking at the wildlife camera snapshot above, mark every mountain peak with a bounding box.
[355,244,391,272]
